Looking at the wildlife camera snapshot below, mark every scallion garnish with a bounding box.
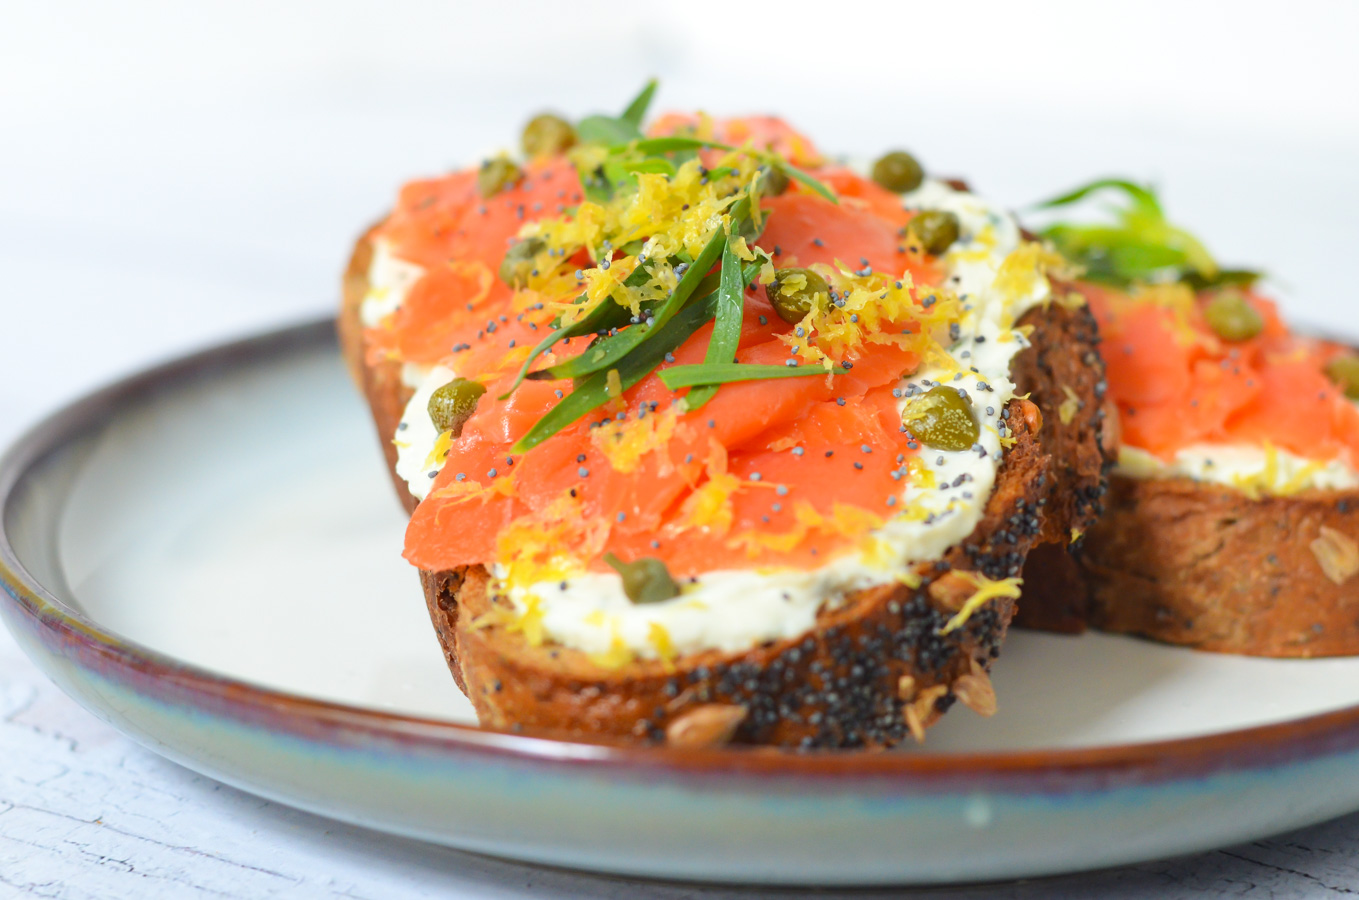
[659,362,849,390]
[526,197,751,384]
[628,136,837,205]
[575,79,657,147]
[501,264,654,398]
[681,237,753,412]
[618,79,658,129]
[1032,178,1259,288]
[512,291,720,453]
[504,80,845,451]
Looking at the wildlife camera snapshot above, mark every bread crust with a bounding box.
[1024,475,1359,657]
[340,229,1111,746]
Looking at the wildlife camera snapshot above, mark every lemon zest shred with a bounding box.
[513,593,545,647]
[771,263,963,371]
[1058,385,1082,426]
[674,440,742,535]
[647,622,678,672]
[993,242,1066,309]
[938,573,1024,635]
[467,603,517,632]
[729,235,755,262]
[895,568,924,590]
[591,406,679,474]
[862,537,898,570]
[494,489,605,591]
[587,627,634,670]
[1230,441,1326,498]
[905,456,937,490]
[424,430,454,468]
[1053,289,1088,311]
[1280,462,1324,496]
[1232,441,1279,500]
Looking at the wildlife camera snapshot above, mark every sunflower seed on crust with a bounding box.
[1311,526,1359,586]
[897,674,918,702]
[666,704,748,747]
[903,685,949,744]
[952,668,998,717]
[927,572,976,612]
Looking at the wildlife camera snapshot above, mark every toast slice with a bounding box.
[342,224,1110,744]
[341,93,1115,746]
[1020,477,1359,657]
[1017,178,1359,658]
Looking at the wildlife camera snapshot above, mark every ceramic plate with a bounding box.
[5,319,1359,886]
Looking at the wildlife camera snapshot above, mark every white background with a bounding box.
[2,1,1358,896]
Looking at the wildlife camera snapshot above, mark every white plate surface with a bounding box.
[55,336,1359,751]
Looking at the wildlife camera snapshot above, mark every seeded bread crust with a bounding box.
[341,229,1110,747]
[1020,475,1359,657]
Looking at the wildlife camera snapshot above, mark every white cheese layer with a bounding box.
[358,240,454,501]
[378,179,1051,659]
[393,365,457,500]
[1117,444,1359,494]
[359,241,424,328]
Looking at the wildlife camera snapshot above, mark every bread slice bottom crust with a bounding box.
[422,401,1050,749]
[342,228,1111,746]
[1021,475,1359,657]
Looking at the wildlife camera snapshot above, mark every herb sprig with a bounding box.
[659,362,849,390]
[1032,178,1259,289]
[506,81,840,451]
[528,196,755,384]
[681,238,751,412]
[512,287,722,453]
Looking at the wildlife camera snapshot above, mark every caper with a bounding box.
[760,164,790,197]
[765,267,829,324]
[477,155,523,198]
[427,378,487,437]
[870,150,924,193]
[499,236,546,288]
[907,210,961,256]
[521,113,576,158]
[1203,290,1263,342]
[902,385,979,452]
[604,553,679,604]
[1325,354,1359,400]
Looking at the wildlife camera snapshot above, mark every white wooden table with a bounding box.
[3,3,1358,894]
[4,622,1359,898]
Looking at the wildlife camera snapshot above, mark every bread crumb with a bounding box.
[1311,526,1359,585]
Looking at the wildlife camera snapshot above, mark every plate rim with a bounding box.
[5,314,1359,791]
